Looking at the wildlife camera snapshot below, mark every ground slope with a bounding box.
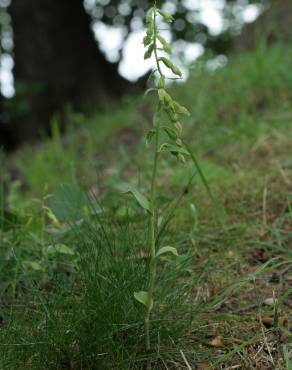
[1,44,292,369]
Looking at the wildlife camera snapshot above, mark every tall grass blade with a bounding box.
[183,141,227,230]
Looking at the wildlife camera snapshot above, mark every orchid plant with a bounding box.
[124,2,191,361]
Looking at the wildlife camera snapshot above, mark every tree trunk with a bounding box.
[0,97,14,150]
[236,0,292,51]
[8,0,133,145]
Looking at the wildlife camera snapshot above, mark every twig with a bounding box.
[233,303,260,313]
[262,178,268,227]
[259,312,275,366]
[179,349,192,370]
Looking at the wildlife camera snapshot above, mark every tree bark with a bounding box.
[0,97,14,149]
[236,0,292,51]
[8,0,133,145]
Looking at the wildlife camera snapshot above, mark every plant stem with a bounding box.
[153,5,163,79]
[144,5,163,357]
[145,103,161,353]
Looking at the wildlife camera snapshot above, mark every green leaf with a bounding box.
[146,7,154,24]
[22,260,45,272]
[161,126,177,141]
[43,206,61,228]
[158,76,165,89]
[144,88,157,96]
[157,89,175,109]
[134,291,153,310]
[159,143,189,155]
[157,10,174,23]
[47,244,75,256]
[171,65,182,77]
[146,129,156,146]
[177,153,186,164]
[115,205,136,222]
[146,25,154,38]
[173,101,190,116]
[50,183,88,222]
[174,121,183,134]
[122,186,151,214]
[157,91,183,125]
[156,246,179,258]
[146,70,156,87]
[157,88,167,101]
[143,35,152,46]
[144,44,154,60]
[159,56,173,70]
[167,110,178,123]
[157,35,171,53]
[159,57,182,77]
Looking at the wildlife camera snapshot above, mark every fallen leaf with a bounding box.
[226,250,234,257]
[225,337,242,345]
[208,336,224,347]
[261,315,288,328]
[264,297,275,306]
[279,315,288,326]
[280,332,289,342]
[262,317,273,327]
[251,248,271,262]
[197,364,210,370]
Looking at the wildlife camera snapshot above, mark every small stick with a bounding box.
[179,349,192,370]
[262,178,268,227]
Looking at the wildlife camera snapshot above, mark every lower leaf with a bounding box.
[134,291,153,310]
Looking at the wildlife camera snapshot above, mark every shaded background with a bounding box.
[0,0,291,150]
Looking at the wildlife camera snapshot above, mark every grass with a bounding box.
[0,204,194,369]
[1,43,292,369]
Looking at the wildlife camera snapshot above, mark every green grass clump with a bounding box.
[0,201,193,369]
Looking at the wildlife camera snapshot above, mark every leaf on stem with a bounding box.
[144,88,157,96]
[134,291,153,310]
[22,260,45,272]
[177,153,186,164]
[157,88,167,101]
[157,35,171,53]
[161,126,177,141]
[122,186,151,214]
[143,35,152,46]
[158,76,165,89]
[144,44,154,60]
[43,206,61,228]
[146,70,156,87]
[157,90,188,123]
[173,101,190,116]
[47,244,75,256]
[174,121,183,134]
[157,89,175,109]
[146,129,156,146]
[146,7,155,25]
[159,57,182,77]
[157,10,174,23]
[156,246,178,258]
[159,143,189,155]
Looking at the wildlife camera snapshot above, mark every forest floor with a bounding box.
[1,44,292,369]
